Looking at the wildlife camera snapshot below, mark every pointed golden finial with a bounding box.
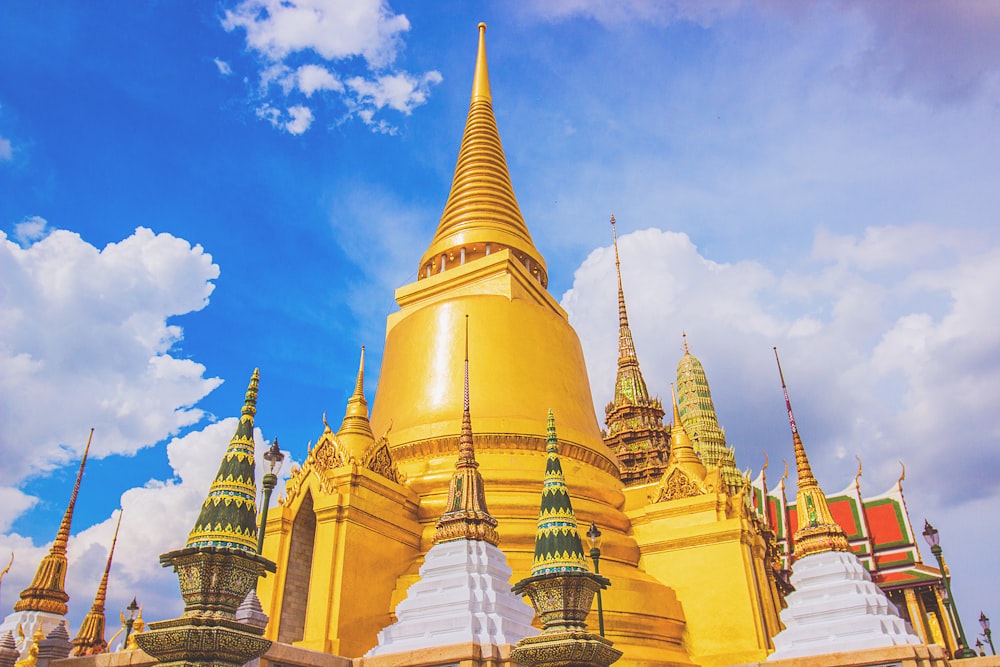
[71,510,123,655]
[419,23,546,286]
[336,346,377,460]
[611,214,629,330]
[459,315,474,462]
[773,347,816,487]
[682,331,690,354]
[338,347,372,433]
[773,347,849,559]
[666,383,707,477]
[854,455,863,487]
[434,315,499,545]
[472,23,491,103]
[897,460,906,486]
[15,428,93,614]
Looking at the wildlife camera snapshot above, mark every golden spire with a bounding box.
[338,346,375,445]
[434,315,499,545]
[773,347,850,559]
[668,384,707,479]
[71,511,123,656]
[603,215,669,486]
[15,429,93,615]
[676,334,743,494]
[418,23,547,286]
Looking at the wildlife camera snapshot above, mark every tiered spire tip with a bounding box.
[419,23,546,286]
[434,315,499,545]
[530,411,588,576]
[15,428,93,614]
[773,348,850,559]
[71,510,123,655]
[186,369,260,553]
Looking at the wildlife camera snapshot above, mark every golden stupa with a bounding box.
[257,23,781,667]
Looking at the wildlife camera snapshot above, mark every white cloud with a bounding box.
[285,105,314,134]
[220,0,441,134]
[214,58,233,76]
[221,0,410,68]
[0,136,11,161]
[295,64,342,97]
[346,70,443,114]
[0,227,222,495]
[0,418,294,631]
[13,216,48,245]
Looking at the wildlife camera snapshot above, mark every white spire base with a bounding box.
[768,550,921,661]
[367,538,536,656]
[0,610,67,658]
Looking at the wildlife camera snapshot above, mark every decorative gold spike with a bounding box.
[434,315,499,545]
[15,429,93,614]
[773,347,850,559]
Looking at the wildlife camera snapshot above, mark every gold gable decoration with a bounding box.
[281,422,403,506]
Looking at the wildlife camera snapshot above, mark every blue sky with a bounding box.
[2,0,999,648]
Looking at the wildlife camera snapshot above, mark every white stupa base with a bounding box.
[367,538,537,656]
[768,550,921,661]
[0,610,67,657]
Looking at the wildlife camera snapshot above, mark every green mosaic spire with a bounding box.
[530,410,588,576]
[187,368,260,552]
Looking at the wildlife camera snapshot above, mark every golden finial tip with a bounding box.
[478,22,487,31]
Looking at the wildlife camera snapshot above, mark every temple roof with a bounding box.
[186,369,260,553]
[434,316,499,545]
[418,23,547,286]
[15,429,93,615]
[530,410,588,576]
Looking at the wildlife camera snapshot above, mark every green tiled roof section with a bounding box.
[531,410,587,576]
[187,369,260,552]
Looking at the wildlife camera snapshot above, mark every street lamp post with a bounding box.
[981,611,995,655]
[586,521,605,637]
[122,597,139,650]
[923,520,977,659]
[256,438,285,555]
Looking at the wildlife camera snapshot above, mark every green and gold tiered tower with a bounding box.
[512,411,621,667]
[137,369,275,667]
[675,335,744,496]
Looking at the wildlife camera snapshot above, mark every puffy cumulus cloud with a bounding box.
[222,0,441,134]
[0,419,294,631]
[295,64,342,97]
[13,215,49,245]
[222,0,410,67]
[346,71,443,115]
[0,226,222,492]
[285,105,314,134]
[562,224,1000,508]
